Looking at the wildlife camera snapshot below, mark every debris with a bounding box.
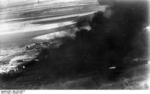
[108,66,116,70]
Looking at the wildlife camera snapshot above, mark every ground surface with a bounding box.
[0,0,149,89]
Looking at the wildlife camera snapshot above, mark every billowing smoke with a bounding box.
[74,0,148,80]
[0,0,148,89]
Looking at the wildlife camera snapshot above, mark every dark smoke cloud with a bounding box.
[0,0,148,89]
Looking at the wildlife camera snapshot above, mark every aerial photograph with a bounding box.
[0,0,149,89]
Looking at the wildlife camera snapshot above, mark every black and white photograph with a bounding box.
[0,0,149,90]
